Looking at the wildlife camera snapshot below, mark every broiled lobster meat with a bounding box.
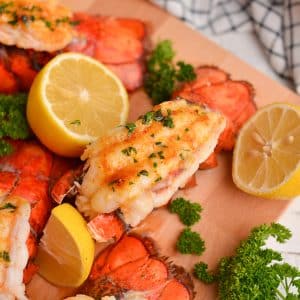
[175,66,257,169]
[0,4,146,93]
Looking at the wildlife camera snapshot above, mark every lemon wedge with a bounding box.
[27,53,128,157]
[232,103,300,199]
[35,203,95,287]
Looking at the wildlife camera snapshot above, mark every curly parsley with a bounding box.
[169,197,202,226]
[0,93,30,156]
[176,227,205,255]
[194,223,300,299]
[144,40,196,104]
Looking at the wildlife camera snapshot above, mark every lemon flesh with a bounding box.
[36,203,95,287]
[27,53,128,157]
[232,103,300,199]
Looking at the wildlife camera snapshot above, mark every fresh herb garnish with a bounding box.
[157,151,165,159]
[125,123,136,135]
[0,202,16,211]
[122,146,137,156]
[0,2,13,14]
[144,40,196,104]
[162,115,174,128]
[169,197,202,226]
[141,111,155,124]
[70,119,81,125]
[153,162,158,168]
[148,153,156,159]
[155,176,162,182]
[137,169,148,177]
[177,228,205,255]
[194,223,300,299]
[8,11,18,25]
[0,93,31,156]
[0,251,10,262]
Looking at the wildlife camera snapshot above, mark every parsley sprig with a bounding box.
[0,93,31,156]
[177,228,205,255]
[194,223,300,299]
[144,40,196,104]
[169,197,202,226]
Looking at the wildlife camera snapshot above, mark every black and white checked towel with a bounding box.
[152,0,300,94]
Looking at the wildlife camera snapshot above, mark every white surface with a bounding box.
[207,31,300,266]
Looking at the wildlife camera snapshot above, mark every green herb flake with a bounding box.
[0,250,10,262]
[176,228,205,255]
[179,153,185,160]
[0,2,13,14]
[125,123,136,135]
[153,162,158,168]
[121,146,137,156]
[141,111,155,125]
[155,176,162,182]
[157,151,165,159]
[185,128,189,132]
[163,115,174,128]
[0,202,17,211]
[169,197,202,226]
[176,135,180,141]
[70,119,81,126]
[148,153,156,159]
[8,12,18,25]
[150,133,155,138]
[137,169,149,177]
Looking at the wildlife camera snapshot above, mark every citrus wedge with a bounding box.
[35,203,95,287]
[27,53,128,157]
[232,103,300,199]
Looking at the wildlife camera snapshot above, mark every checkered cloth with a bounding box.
[152,0,300,94]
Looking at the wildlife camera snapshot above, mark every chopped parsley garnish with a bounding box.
[176,228,205,255]
[129,181,134,185]
[69,19,80,26]
[185,128,189,132]
[179,153,185,160]
[153,109,164,121]
[0,202,17,211]
[194,223,300,299]
[155,176,162,182]
[133,158,138,163]
[157,151,165,159]
[70,119,81,125]
[122,146,137,156]
[148,153,156,159]
[0,2,13,14]
[176,135,180,140]
[141,111,155,124]
[0,93,31,156]
[8,11,18,25]
[155,141,162,145]
[153,162,158,168]
[144,40,196,104]
[125,123,136,135]
[0,251,10,262]
[163,115,174,128]
[150,133,155,138]
[42,19,53,30]
[137,169,149,177]
[169,197,202,226]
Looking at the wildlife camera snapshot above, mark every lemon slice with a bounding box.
[232,103,300,199]
[27,53,128,157]
[35,203,95,287]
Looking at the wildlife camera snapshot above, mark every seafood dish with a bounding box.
[80,234,195,300]
[0,0,266,299]
[76,100,226,227]
[0,0,146,93]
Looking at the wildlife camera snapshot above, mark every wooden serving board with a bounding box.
[27,0,300,299]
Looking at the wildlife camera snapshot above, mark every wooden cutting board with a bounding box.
[27,1,300,299]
